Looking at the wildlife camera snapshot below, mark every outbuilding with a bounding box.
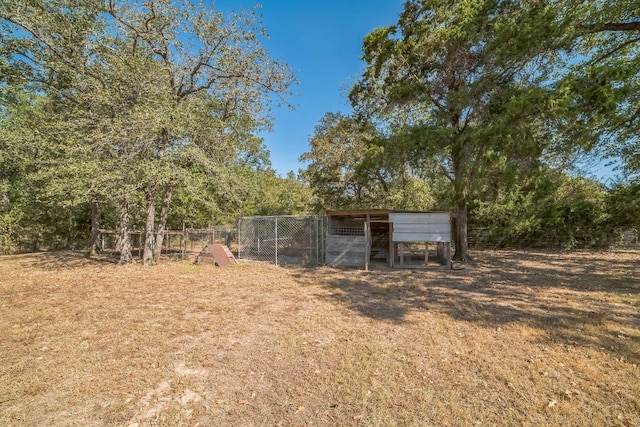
[325,209,452,270]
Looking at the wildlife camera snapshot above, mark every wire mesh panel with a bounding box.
[185,226,236,254]
[238,215,326,266]
[610,228,639,249]
[95,226,236,260]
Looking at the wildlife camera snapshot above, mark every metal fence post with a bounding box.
[182,223,186,259]
[274,216,278,265]
[237,221,242,260]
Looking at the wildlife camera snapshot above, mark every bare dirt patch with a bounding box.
[1,250,639,426]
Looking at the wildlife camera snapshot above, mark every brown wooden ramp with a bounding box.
[196,244,237,266]
[211,244,236,266]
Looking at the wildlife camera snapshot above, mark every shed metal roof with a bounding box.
[326,209,451,218]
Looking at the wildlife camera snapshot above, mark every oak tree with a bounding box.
[351,0,565,260]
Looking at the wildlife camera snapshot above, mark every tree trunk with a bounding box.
[142,184,157,265]
[31,230,40,252]
[450,138,472,263]
[153,183,174,263]
[89,199,100,257]
[118,196,133,264]
[453,198,471,262]
[145,127,171,264]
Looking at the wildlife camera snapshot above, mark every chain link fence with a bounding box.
[185,226,237,253]
[609,228,640,249]
[237,215,326,265]
[95,225,236,259]
[468,227,640,250]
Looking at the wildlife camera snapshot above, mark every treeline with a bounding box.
[301,0,640,257]
[301,112,639,249]
[0,1,311,260]
[1,1,639,261]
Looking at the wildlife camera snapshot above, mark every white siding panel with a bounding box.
[389,213,450,224]
[390,213,451,243]
[393,222,450,234]
[393,232,451,242]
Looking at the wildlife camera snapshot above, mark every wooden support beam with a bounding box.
[424,242,429,266]
[388,222,394,268]
[366,215,371,271]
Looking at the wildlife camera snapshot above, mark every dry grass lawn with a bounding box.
[1,249,639,426]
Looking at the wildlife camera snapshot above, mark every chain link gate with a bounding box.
[237,215,326,266]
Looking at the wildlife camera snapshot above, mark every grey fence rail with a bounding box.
[237,215,326,265]
[468,227,640,250]
[97,225,236,259]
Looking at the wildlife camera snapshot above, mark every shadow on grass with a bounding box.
[291,250,640,363]
[8,250,120,270]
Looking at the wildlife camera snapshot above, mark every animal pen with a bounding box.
[237,215,326,265]
[325,209,452,270]
[237,211,452,270]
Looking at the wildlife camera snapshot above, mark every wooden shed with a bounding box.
[325,209,452,270]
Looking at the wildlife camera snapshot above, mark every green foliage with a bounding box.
[167,168,314,227]
[2,0,638,255]
[300,112,436,211]
[470,167,610,249]
[244,170,315,217]
[301,0,638,254]
[549,0,640,178]
[605,180,640,230]
[0,0,296,256]
[350,0,569,260]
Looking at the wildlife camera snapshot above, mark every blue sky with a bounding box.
[213,1,620,184]
[216,0,405,175]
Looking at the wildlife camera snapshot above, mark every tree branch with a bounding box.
[584,21,640,33]
[590,36,640,64]
[439,164,454,183]
[2,15,109,90]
